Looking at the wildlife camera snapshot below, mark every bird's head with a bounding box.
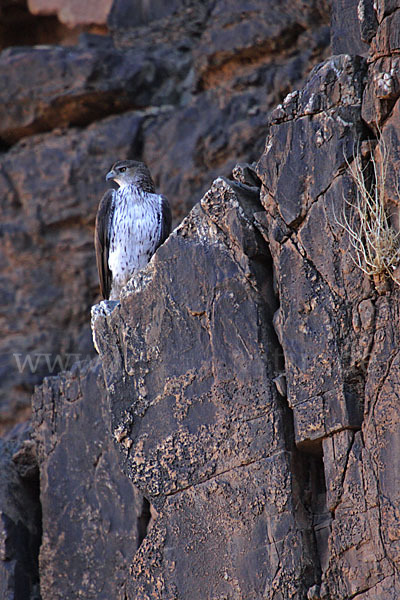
[105,160,155,192]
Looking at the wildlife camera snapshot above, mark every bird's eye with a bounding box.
[120,167,126,173]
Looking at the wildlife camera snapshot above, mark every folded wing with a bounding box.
[95,189,115,300]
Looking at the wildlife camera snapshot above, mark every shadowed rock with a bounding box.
[0,38,188,146]
[32,359,146,600]
[257,54,370,449]
[0,422,41,600]
[2,0,400,598]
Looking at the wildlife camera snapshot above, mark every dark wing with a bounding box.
[157,194,172,248]
[94,189,115,300]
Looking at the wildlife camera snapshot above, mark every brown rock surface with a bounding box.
[320,294,400,599]
[27,0,113,27]
[253,3,400,596]
[362,3,400,130]
[256,53,370,449]
[0,37,187,146]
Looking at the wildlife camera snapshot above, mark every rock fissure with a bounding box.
[163,451,289,499]
[136,497,152,549]
[365,348,398,429]
[284,230,346,304]
[348,578,387,599]
[329,429,356,517]
[256,204,327,593]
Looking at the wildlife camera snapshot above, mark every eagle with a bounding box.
[95,160,171,300]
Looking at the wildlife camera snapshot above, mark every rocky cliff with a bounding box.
[1,0,400,599]
[0,0,330,433]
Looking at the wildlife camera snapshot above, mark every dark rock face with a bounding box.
[254,2,400,596]
[108,0,185,29]
[362,4,400,131]
[0,0,331,432]
[87,2,399,597]
[32,359,145,600]
[330,0,372,54]
[320,296,400,599]
[141,0,331,223]
[0,422,41,600]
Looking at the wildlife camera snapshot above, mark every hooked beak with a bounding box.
[105,170,115,182]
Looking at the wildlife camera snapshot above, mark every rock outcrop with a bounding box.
[1,0,400,599]
[257,53,369,451]
[92,174,321,598]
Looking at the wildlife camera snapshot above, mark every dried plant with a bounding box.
[337,136,400,288]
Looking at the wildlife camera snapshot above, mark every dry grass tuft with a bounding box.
[337,136,400,288]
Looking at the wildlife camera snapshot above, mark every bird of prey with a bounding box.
[95,160,171,300]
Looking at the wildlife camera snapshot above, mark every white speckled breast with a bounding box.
[108,185,162,299]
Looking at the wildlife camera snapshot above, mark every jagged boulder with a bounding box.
[91,175,321,599]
